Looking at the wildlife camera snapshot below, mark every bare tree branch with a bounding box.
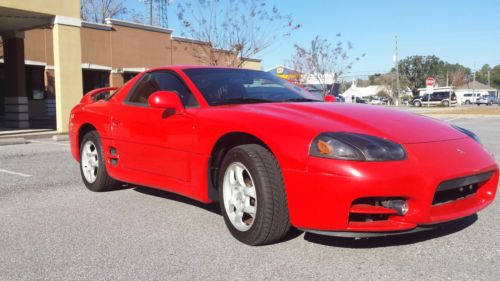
[176,0,300,67]
[290,35,364,96]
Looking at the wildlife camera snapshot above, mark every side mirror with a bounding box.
[148,91,185,114]
[324,95,336,102]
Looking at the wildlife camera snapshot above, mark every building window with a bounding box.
[82,69,110,94]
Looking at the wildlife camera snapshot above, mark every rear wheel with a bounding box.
[442,100,450,107]
[218,144,290,245]
[465,100,471,105]
[80,131,118,192]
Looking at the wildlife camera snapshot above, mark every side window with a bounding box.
[127,71,199,108]
[127,73,160,104]
[153,72,199,108]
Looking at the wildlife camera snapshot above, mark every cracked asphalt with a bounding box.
[1,116,499,281]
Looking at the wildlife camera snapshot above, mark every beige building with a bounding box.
[0,1,261,132]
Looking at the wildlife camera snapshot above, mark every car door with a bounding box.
[110,71,200,182]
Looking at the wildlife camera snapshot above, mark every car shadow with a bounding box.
[303,214,478,248]
[127,185,305,243]
[132,186,221,215]
[110,184,477,248]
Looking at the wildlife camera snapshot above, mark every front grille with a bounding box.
[432,172,492,205]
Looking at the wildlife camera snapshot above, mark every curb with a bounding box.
[0,138,27,146]
[52,134,69,142]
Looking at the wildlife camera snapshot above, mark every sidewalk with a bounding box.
[0,128,68,145]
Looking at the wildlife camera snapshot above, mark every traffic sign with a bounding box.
[426,76,435,94]
[426,77,435,86]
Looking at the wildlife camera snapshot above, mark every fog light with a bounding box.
[381,199,408,215]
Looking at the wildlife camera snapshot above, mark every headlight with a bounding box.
[309,132,406,161]
[452,125,482,144]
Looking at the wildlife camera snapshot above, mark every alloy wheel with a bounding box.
[222,162,257,232]
[81,140,99,183]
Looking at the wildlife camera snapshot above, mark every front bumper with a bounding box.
[283,137,499,233]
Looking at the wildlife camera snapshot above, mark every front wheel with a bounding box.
[442,100,450,107]
[218,144,290,245]
[80,131,118,192]
[413,100,422,107]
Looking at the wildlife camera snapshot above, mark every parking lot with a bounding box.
[1,115,499,281]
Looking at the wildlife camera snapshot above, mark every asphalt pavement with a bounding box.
[1,116,499,281]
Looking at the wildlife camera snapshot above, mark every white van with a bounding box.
[461,93,481,105]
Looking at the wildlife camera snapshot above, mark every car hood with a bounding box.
[209,102,466,144]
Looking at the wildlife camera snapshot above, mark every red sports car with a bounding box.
[69,66,499,245]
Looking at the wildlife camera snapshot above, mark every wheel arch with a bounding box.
[207,132,274,202]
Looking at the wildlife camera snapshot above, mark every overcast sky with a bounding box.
[125,0,500,77]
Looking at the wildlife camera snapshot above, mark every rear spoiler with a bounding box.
[80,87,118,103]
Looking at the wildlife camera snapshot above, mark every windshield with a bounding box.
[183,68,321,106]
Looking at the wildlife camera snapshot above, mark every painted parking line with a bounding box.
[29,140,69,146]
[0,168,32,177]
[443,116,462,123]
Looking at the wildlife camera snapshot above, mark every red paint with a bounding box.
[69,66,499,234]
[324,95,336,102]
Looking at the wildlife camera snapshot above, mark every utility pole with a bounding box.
[473,64,476,97]
[488,70,491,86]
[149,0,153,25]
[393,35,401,106]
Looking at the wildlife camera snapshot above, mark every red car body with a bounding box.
[69,66,498,236]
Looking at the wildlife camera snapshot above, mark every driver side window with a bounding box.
[127,71,199,108]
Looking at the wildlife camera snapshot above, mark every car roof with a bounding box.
[147,65,251,72]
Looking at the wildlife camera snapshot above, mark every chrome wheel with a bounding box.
[222,162,257,232]
[81,140,99,183]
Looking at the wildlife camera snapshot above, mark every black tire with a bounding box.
[465,100,471,105]
[80,130,118,192]
[218,144,290,245]
[413,100,422,107]
[442,100,450,107]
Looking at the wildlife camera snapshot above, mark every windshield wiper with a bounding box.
[281,98,318,102]
[211,97,273,105]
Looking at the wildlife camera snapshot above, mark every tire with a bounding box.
[413,100,422,107]
[218,144,290,245]
[465,100,471,105]
[80,130,118,192]
[442,100,450,107]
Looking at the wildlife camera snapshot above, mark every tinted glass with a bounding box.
[127,72,199,107]
[183,68,321,105]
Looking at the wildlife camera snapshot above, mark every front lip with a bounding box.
[299,215,477,238]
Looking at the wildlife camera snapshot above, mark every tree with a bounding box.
[445,63,470,87]
[476,64,491,85]
[398,55,445,96]
[290,35,364,96]
[81,0,139,23]
[490,65,500,89]
[176,0,300,67]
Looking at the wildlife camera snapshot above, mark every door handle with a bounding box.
[111,119,120,127]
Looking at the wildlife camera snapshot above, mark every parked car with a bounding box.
[475,94,498,106]
[370,97,387,105]
[412,91,457,107]
[462,93,481,105]
[70,66,498,245]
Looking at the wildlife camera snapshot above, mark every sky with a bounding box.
[124,0,500,78]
